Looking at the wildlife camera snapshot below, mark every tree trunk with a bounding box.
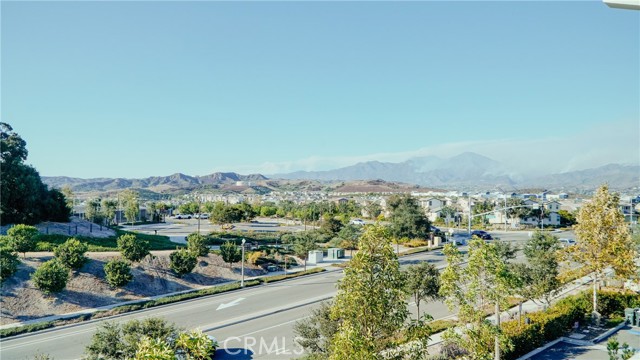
[518,301,522,325]
[416,298,420,319]
[593,272,599,321]
[495,302,501,360]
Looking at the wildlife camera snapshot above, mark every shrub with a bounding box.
[0,247,20,282]
[175,329,217,359]
[117,234,150,262]
[169,249,197,277]
[104,259,133,288]
[247,251,264,265]
[186,233,209,257]
[7,224,38,257]
[54,238,88,269]
[134,337,174,360]
[31,259,69,294]
[86,317,179,360]
[404,239,428,248]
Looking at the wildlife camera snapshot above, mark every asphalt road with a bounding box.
[0,230,571,360]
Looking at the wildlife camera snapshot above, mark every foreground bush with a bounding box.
[104,258,133,288]
[117,234,150,262]
[186,233,209,257]
[31,259,69,294]
[7,224,38,257]
[86,317,179,360]
[170,249,197,277]
[54,238,88,269]
[176,329,217,359]
[0,247,20,282]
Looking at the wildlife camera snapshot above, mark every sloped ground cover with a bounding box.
[0,251,265,325]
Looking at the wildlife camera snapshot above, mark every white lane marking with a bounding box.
[233,316,310,339]
[216,297,246,311]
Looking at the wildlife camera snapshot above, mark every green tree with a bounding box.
[329,224,411,359]
[85,317,179,360]
[42,188,71,223]
[607,336,635,360]
[219,240,241,269]
[85,322,125,360]
[61,186,75,213]
[505,198,529,227]
[294,301,339,358]
[522,231,561,306]
[133,337,174,360]
[0,123,71,225]
[122,190,139,225]
[404,262,442,318]
[440,238,516,360]
[31,259,69,294]
[387,194,431,239]
[117,234,150,263]
[101,199,117,226]
[186,233,209,257]
[287,231,319,271]
[169,249,197,277]
[0,246,20,282]
[440,205,458,226]
[7,224,38,257]
[104,258,133,288]
[558,209,577,227]
[336,224,362,256]
[175,329,217,360]
[210,203,244,225]
[320,216,343,237]
[570,184,638,321]
[85,198,102,224]
[178,201,200,215]
[364,201,382,219]
[54,238,89,270]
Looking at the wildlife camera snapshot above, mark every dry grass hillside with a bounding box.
[0,251,265,325]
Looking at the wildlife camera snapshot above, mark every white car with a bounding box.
[558,238,576,247]
[195,213,209,219]
[349,219,365,226]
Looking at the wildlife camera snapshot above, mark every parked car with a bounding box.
[471,230,493,240]
[195,213,209,219]
[175,214,192,219]
[349,219,365,226]
[430,226,445,237]
[558,238,576,247]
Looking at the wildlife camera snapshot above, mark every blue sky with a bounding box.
[3,1,638,178]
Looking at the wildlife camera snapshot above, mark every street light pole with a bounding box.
[468,194,472,236]
[241,238,246,287]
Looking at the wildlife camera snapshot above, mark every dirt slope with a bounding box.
[0,251,265,325]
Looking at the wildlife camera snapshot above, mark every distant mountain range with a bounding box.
[43,172,267,192]
[272,152,639,191]
[43,152,639,193]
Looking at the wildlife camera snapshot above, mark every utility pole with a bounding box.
[504,195,507,232]
[468,193,472,236]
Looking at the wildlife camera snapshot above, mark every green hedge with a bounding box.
[204,231,292,245]
[502,290,640,360]
[32,231,180,252]
[261,268,325,283]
